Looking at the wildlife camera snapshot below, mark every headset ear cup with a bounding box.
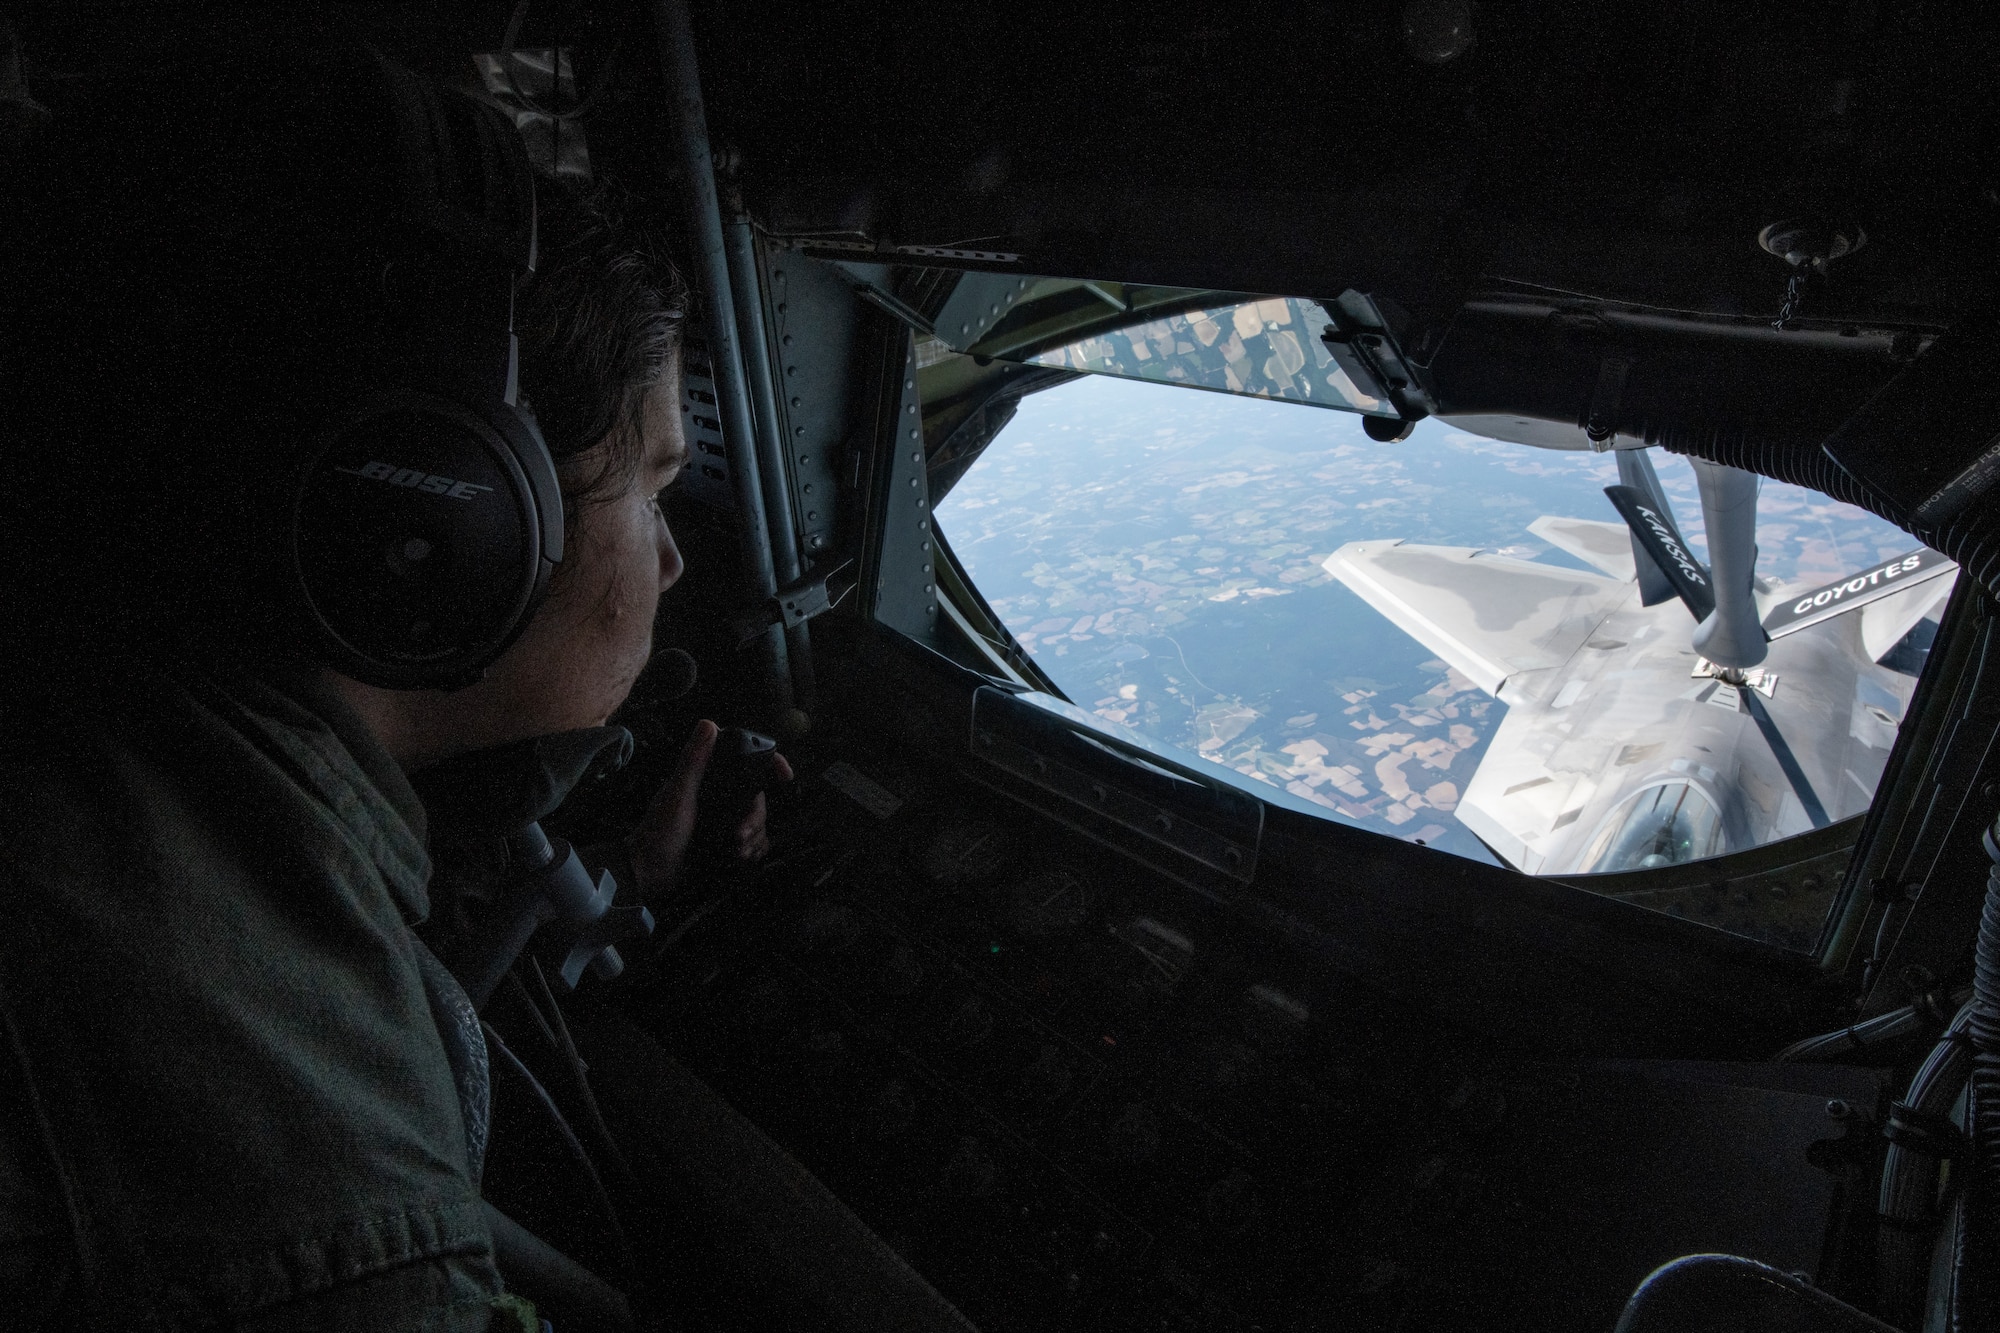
[292,394,560,690]
[283,58,562,691]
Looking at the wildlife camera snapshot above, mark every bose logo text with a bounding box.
[335,461,493,500]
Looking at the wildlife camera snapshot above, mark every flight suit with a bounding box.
[0,660,508,1330]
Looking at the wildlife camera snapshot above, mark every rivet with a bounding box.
[921,539,931,551]
[782,334,794,347]
[777,302,787,313]
[790,396,802,407]
[807,510,818,521]
[919,519,930,531]
[786,366,798,376]
[911,452,922,463]
[908,429,919,440]
[802,483,814,495]
[908,477,918,488]
[798,455,811,465]
[906,403,916,414]
[905,379,915,390]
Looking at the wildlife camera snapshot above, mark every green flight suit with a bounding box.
[0,660,507,1329]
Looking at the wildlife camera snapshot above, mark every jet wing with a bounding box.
[1528,515,1638,580]
[1322,539,1631,696]
[1763,547,1956,644]
[1860,572,1954,661]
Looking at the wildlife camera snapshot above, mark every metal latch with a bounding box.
[733,558,856,645]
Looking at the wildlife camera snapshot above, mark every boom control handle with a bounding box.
[696,727,782,857]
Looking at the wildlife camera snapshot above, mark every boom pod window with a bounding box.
[921,295,1948,952]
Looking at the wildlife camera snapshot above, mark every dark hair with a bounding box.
[1,53,688,669]
[515,183,689,561]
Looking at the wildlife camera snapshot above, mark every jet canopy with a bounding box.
[1579,781,1726,874]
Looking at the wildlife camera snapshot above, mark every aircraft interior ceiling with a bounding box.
[700,1,1994,313]
[9,3,2000,1331]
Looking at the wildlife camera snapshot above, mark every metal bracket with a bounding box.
[1316,290,1432,425]
[850,283,937,337]
[1584,354,1635,448]
[818,260,943,338]
[733,558,856,646]
[1883,1099,1969,1161]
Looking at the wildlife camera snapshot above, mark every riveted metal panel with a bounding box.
[760,249,861,564]
[853,319,940,645]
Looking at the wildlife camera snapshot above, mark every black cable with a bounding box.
[503,969,563,1049]
[527,954,637,1184]
[1950,820,2000,1332]
[483,1018,635,1273]
[528,954,579,1057]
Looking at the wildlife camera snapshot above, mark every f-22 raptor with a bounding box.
[1323,449,1954,876]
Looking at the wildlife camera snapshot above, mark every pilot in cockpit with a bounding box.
[0,46,975,1333]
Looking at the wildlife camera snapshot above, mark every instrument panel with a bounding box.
[616,748,1883,1332]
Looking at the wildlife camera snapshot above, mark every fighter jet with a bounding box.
[1322,449,1955,876]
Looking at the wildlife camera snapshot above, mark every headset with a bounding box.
[289,55,563,692]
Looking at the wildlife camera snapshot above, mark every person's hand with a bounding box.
[623,720,717,904]
[623,720,794,902]
[729,744,795,861]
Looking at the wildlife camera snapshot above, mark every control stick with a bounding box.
[648,728,787,957]
[704,727,784,830]
[690,726,786,865]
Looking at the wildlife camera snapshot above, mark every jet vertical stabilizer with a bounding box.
[1616,450,1681,608]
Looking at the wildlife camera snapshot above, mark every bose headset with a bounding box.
[289,55,565,692]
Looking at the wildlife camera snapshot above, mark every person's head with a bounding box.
[3,50,694,763]
[330,186,695,770]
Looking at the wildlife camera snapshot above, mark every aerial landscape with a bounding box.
[933,370,1929,869]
